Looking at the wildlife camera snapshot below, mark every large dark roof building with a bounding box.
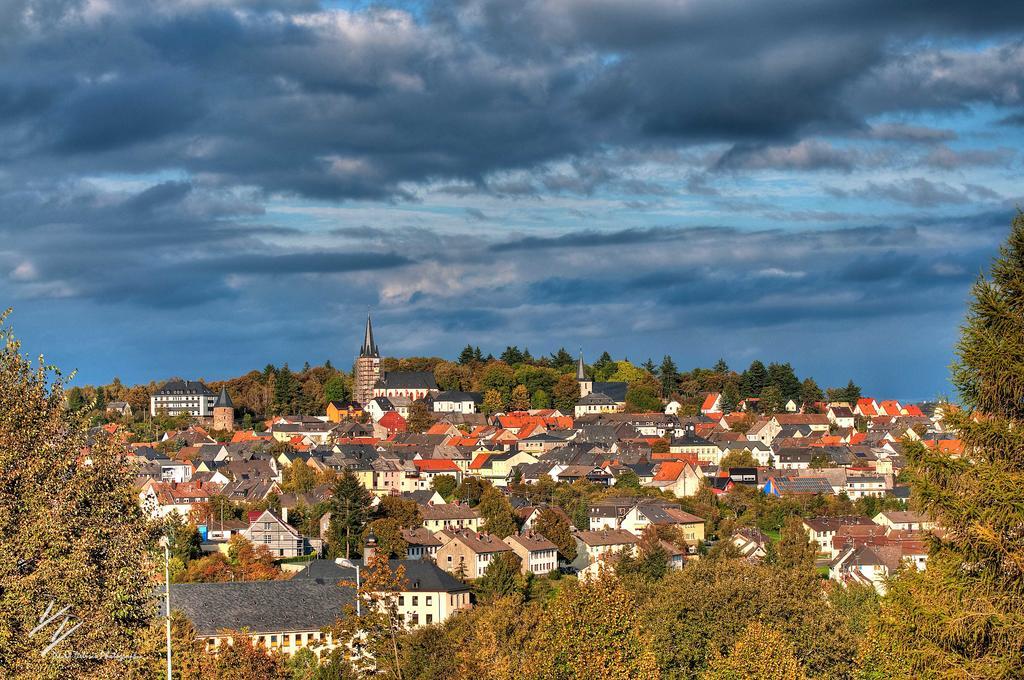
[150,379,217,417]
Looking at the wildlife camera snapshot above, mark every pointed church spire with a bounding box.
[360,313,379,358]
[577,348,586,381]
[214,386,233,408]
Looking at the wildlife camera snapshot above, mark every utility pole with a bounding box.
[160,536,172,680]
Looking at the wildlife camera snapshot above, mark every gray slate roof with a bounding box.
[169,579,355,636]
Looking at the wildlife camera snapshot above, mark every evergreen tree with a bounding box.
[550,347,574,371]
[473,346,484,362]
[799,377,823,406]
[658,355,679,396]
[869,214,1024,677]
[767,362,801,402]
[273,362,298,414]
[759,385,783,414]
[713,358,729,373]
[66,385,86,411]
[500,346,525,365]
[720,382,741,413]
[458,345,476,365]
[0,314,154,676]
[641,358,657,374]
[741,360,768,398]
[327,470,373,559]
[594,351,617,380]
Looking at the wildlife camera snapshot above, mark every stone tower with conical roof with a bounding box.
[354,313,381,407]
[577,349,593,398]
[212,386,235,431]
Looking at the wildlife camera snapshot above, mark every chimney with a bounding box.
[281,506,288,524]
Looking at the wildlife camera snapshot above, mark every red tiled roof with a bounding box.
[653,461,691,482]
[469,453,490,470]
[701,393,720,412]
[413,459,460,472]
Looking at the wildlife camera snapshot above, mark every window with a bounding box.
[426,614,433,624]
[264,535,272,544]
[412,596,418,606]
[398,596,404,606]
[426,596,432,606]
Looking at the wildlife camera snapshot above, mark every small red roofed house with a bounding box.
[648,461,702,498]
[374,411,407,438]
[902,404,925,417]
[700,393,722,415]
[877,400,903,416]
[854,398,878,417]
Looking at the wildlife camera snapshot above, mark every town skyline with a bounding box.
[5,2,1024,402]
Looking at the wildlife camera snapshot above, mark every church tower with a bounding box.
[577,349,593,398]
[212,386,235,431]
[354,313,381,406]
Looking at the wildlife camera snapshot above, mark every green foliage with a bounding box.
[327,469,373,559]
[323,374,349,404]
[759,384,784,414]
[431,474,458,500]
[406,398,434,433]
[799,377,824,406]
[552,374,580,412]
[477,552,525,602]
[658,355,679,396]
[0,313,155,677]
[869,213,1024,678]
[643,558,858,677]
[365,517,408,559]
[478,487,518,538]
[701,621,806,680]
[531,389,551,409]
[720,448,757,470]
[532,508,577,561]
[741,360,768,398]
[625,375,662,412]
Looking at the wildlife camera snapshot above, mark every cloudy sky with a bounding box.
[3,0,1024,399]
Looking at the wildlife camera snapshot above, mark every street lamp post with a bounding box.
[335,558,361,616]
[159,536,172,680]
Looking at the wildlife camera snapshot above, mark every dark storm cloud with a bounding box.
[0,0,1022,202]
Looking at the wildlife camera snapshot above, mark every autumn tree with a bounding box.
[702,622,806,680]
[868,213,1024,678]
[532,508,577,561]
[533,570,660,679]
[406,399,434,433]
[478,487,518,538]
[773,516,816,573]
[482,389,506,416]
[477,552,525,602]
[282,460,318,493]
[552,374,580,412]
[509,384,531,411]
[334,553,409,679]
[0,312,156,677]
